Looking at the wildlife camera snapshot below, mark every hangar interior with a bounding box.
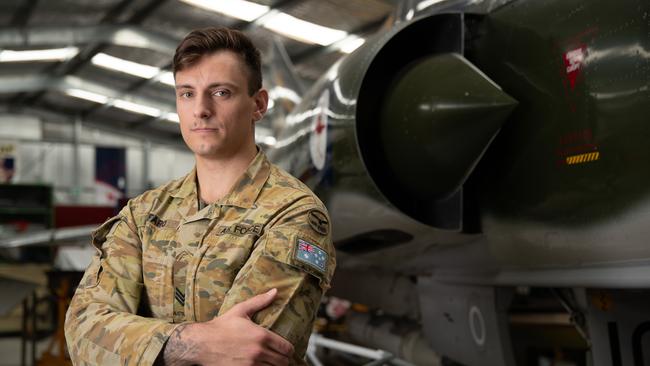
[2,0,650,365]
[0,0,394,365]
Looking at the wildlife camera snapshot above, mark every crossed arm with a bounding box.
[65,202,332,366]
[159,288,294,366]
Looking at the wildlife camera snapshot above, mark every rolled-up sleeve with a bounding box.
[218,200,336,365]
[64,203,180,366]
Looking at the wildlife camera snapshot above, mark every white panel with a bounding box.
[37,144,56,186]
[171,151,195,179]
[5,138,193,204]
[148,146,193,188]
[0,115,42,140]
[147,147,170,188]
[42,121,73,141]
[127,147,143,196]
[78,145,95,189]
[49,144,74,187]
[11,142,95,205]
[79,125,142,147]
[13,141,48,183]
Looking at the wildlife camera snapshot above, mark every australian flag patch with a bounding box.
[295,238,327,272]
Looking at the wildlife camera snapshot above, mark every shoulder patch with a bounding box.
[307,209,329,235]
[295,238,327,273]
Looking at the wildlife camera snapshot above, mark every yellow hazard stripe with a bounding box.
[566,151,600,165]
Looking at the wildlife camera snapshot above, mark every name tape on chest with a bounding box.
[295,238,327,273]
[147,213,167,228]
[216,222,263,237]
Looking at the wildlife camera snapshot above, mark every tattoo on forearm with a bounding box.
[160,324,193,366]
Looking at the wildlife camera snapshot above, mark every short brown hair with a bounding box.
[173,27,262,96]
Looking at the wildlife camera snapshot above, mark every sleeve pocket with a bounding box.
[262,231,331,290]
[80,216,122,288]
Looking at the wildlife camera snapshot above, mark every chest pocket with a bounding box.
[172,251,191,323]
[141,222,178,321]
[192,230,260,320]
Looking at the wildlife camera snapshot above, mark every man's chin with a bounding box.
[191,144,223,157]
[191,141,254,160]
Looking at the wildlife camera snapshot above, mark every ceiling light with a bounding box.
[92,53,175,88]
[334,35,365,54]
[269,86,301,104]
[159,71,175,86]
[180,0,269,22]
[65,88,173,119]
[113,99,162,117]
[416,0,446,11]
[255,128,276,146]
[261,12,347,46]
[0,47,79,62]
[260,136,276,146]
[64,88,109,104]
[165,112,180,123]
[92,53,160,79]
[406,9,415,20]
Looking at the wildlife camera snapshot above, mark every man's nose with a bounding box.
[193,94,212,119]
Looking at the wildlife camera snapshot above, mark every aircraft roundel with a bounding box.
[309,89,329,170]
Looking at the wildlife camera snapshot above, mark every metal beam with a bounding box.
[0,25,178,55]
[51,0,166,77]
[10,0,39,27]
[99,0,133,23]
[292,15,389,63]
[2,105,186,150]
[14,0,170,108]
[269,36,306,94]
[72,116,82,203]
[233,0,302,31]
[0,74,176,116]
[126,0,169,25]
[80,63,174,120]
[4,23,179,111]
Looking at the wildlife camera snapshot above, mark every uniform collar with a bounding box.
[219,148,271,209]
[169,148,271,210]
[170,167,197,199]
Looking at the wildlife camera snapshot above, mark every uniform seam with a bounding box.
[265,199,325,230]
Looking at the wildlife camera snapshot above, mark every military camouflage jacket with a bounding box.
[65,150,335,365]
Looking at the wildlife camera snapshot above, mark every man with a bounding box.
[65,27,335,366]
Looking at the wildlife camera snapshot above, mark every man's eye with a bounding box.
[179,91,193,98]
[214,90,229,97]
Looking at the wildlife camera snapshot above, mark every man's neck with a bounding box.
[195,145,257,204]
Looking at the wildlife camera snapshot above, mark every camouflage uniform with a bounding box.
[65,150,335,365]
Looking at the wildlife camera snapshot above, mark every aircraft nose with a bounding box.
[378,53,518,201]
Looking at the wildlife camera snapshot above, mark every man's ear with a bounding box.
[253,88,269,122]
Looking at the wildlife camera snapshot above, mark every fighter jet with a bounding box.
[266,0,650,364]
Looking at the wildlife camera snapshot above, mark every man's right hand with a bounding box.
[161,288,295,366]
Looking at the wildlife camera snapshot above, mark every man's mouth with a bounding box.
[191,127,219,132]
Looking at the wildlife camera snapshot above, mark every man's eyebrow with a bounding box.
[207,82,238,89]
[175,82,238,90]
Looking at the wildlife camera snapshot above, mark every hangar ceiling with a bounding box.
[0,0,395,147]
